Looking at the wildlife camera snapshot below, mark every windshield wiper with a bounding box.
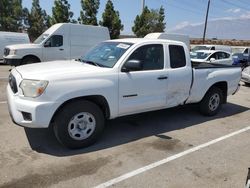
[81,59,106,67]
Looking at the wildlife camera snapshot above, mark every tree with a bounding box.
[28,0,47,41]
[0,0,23,32]
[132,6,166,37]
[51,0,74,24]
[99,0,123,39]
[78,0,100,25]
[155,6,165,32]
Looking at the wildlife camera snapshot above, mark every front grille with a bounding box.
[4,48,10,56]
[9,73,18,94]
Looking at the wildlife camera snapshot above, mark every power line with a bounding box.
[221,0,250,11]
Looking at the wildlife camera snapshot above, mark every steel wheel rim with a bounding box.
[68,112,96,140]
[208,93,220,111]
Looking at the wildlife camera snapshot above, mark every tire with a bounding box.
[21,56,39,65]
[199,87,223,116]
[53,100,105,149]
[244,82,250,87]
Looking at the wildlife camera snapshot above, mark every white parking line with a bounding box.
[95,125,250,188]
[0,101,7,104]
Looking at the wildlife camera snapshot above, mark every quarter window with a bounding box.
[169,45,186,68]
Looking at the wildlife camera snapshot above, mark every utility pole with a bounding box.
[202,0,210,44]
[142,0,145,13]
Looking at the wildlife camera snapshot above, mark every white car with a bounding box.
[191,50,233,65]
[7,38,241,148]
[242,66,250,86]
[191,45,232,53]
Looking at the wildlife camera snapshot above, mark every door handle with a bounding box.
[157,76,168,80]
[59,48,64,51]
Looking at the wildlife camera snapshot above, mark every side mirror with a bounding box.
[210,58,215,62]
[44,40,51,47]
[122,60,142,72]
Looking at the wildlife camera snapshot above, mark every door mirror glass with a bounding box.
[122,60,142,72]
[44,40,51,47]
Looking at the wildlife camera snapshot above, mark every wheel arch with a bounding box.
[22,55,41,63]
[204,81,228,104]
[50,95,111,126]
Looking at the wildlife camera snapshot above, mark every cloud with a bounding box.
[169,21,190,31]
[240,11,250,19]
[226,8,241,13]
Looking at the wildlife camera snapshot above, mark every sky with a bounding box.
[22,0,250,35]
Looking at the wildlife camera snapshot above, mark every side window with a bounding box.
[169,45,186,68]
[127,44,164,71]
[224,52,230,58]
[209,52,221,60]
[211,47,215,50]
[45,35,63,47]
[218,52,225,59]
[244,48,248,54]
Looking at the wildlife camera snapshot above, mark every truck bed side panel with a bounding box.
[186,67,241,104]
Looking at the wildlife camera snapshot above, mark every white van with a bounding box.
[191,45,232,53]
[3,23,110,66]
[144,33,190,50]
[0,32,29,62]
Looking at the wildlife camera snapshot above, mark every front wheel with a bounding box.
[199,87,223,116]
[53,100,105,149]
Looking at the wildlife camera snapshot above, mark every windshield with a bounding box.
[80,42,133,68]
[232,48,245,54]
[190,51,211,59]
[33,34,49,44]
[191,46,210,52]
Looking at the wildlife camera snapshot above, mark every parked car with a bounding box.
[3,23,110,66]
[0,32,29,62]
[241,66,250,86]
[232,46,250,68]
[7,37,241,148]
[191,45,232,53]
[191,50,233,65]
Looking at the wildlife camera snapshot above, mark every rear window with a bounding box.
[169,45,186,68]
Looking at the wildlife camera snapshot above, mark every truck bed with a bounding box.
[191,61,240,69]
[185,61,242,105]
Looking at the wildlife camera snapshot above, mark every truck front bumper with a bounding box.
[7,85,60,128]
[4,58,22,66]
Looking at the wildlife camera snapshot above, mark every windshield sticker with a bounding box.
[116,43,130,49]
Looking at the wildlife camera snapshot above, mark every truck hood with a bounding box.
[6,43,40,50]
[15,60,108,80]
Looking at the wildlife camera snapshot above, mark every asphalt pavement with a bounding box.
[0,66,250,188]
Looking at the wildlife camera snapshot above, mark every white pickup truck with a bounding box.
[7,38,241,148]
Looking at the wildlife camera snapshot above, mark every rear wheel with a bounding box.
[199,87,223,116]
[53,100,105,149]
[21,56,39,65]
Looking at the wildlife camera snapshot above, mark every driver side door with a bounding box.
[118,44,168,116]
[43,35,68,62]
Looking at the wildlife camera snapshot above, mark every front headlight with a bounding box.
[9,49,17,55]
[20,79,48,98]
